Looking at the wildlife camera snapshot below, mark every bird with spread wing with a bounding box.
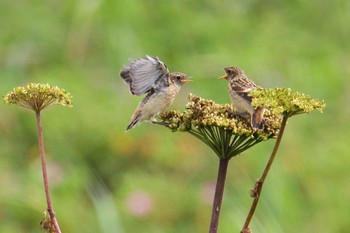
[120,55,191,131]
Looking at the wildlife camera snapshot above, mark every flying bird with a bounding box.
[219,67,265,130]
[120,55,191,131]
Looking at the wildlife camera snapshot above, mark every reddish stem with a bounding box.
[35,111,61,233]
[209,158,229,233]
[241,116,288,232]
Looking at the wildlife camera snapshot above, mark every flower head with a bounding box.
[160,94,281,159]
[3,83,73,112]
[249,88,325,117]
[160,88,325,159]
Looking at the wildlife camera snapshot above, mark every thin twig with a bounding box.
[241,116,288,232]
[36,111,62,233]
[209,158,230,233]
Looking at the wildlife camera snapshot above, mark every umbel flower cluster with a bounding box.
[250,88,325,117]
[160,94,281,159]
[2,83,72,233]
[160,89,325,159]
[3,83,73,112]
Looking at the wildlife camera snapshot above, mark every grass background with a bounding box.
[0,0,349,232]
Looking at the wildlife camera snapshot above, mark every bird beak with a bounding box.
[181,77,192,83]
[218,73,229,80]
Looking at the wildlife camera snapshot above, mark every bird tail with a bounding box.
[125,110,141,131]
[251,107,265,130]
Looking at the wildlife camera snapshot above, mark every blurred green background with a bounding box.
[0,0,349,232]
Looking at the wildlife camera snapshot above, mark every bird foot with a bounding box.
[152,121,171,127]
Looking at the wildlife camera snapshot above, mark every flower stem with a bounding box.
[209,158,229,233]
[241,116,288,233]
[35,111,61,233]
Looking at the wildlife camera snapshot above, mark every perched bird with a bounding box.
[120,55,191,131]
[219,67,265,130]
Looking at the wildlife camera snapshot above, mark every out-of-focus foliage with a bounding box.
[0,1,349,233]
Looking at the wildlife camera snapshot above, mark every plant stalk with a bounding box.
[209,158,229,233]
[241,116,288,233]
[35,111,62,233]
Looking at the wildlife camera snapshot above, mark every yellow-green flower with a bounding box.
[160,89,325,159]
[249,88,325,117]
[3,83,73,112]
[160,94,281,159]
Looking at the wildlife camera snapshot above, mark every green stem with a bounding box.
[229,135,239,148]
[241,116,288,233]
[35,111,61,233]
[193,129,220,156]
[209,158,230,233]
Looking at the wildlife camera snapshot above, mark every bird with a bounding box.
[219,67,265,130]
[120,55,191,131]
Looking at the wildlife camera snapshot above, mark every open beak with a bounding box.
[218,73,229,80]
[181,77,193,83]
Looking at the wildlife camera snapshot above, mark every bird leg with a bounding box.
[152,121,171,127]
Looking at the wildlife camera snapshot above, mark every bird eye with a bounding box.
[176,76,181,80]
[226,70,231,75]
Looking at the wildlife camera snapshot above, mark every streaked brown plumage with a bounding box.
[219,67,265,130]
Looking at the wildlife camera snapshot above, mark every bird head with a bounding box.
[170,72,192,86]
[218,67,244,80]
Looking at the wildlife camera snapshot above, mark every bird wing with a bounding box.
[120,55,170,96]
[231,77,258,102]
[234,87,254,102]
